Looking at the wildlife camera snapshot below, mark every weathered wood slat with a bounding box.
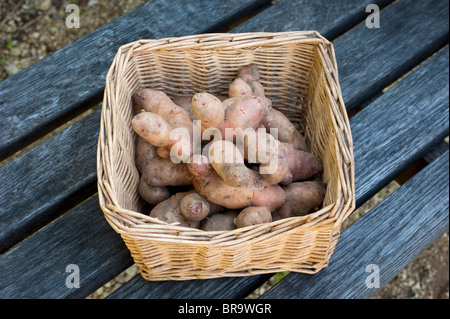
[0,195,133,299]
[107,272,270,299]
[106,46,449,299]
[234,0,449,112]
[352,45,449,207]
[0,0,271,161]
[232,0,394,40]
[424,141,449,163]
[335,0,449,111]
[261,150,449,299]
[0,110,100,253]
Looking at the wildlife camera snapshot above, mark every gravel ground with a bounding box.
[1,0,448,300]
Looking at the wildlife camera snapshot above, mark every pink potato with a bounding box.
[275,181,327,219]
[143,157,192,187]
[208,140,251,188]
[135,136,158,174]
[132,89,193,132]
[235,206,272,228]
[149,192,201,229]
[138,176,170,205]
[262,108,309,152]
[187,155,286,210]
[192,92,225,130]
[131,111,192,163]
[243,131,291,185]
[201,210,239,231]
[179,192,210,221]
[232,64,308,151]
[278,142,323,183]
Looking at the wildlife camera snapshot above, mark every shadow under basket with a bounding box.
[97,31,355,281]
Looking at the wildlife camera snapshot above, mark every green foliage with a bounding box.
[6,39,13,51]
[273,271,290,284]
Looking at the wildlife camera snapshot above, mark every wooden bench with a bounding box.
[0,0,448,299]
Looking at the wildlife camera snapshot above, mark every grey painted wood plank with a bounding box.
[424,141,449,163]
[105,46,450,299]
[234,0,449,112]
[261,150,449,299]
[232,0,393,40]
[0,195,133,299]
[334,0,449,111]
[106,272,271,299]
[352,45,449,207]
[0,110,100,254]
[0,0,271,161]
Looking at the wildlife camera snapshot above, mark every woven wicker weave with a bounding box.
[97,31,355,281]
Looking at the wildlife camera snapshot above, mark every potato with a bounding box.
[171,96,196,121]
[132,89,193,133]
[262,108,308,151]
[232,64,306,151]
[201,210,238,231]
[243,131,290,185]
[236,64,265,97]
[238,64,261,81]
[208,140,251,188]
[192,92,225,130]
[149,192,201,229]
[187,157,286,210]
[220,95,266,138]
[179,192,210,221]
[143,157,192,187]
[138,176,170,205]
[133,89,196,162]
[278,142,323,183]
[229,78,253,98]
[235,206,272,228]
[275,181,327,219]
[135,136,158,174]
[132,112,173,148]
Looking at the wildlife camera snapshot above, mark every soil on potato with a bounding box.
[1,0,448,299]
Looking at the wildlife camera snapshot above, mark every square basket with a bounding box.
[97,31,355,281]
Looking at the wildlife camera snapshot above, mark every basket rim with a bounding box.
[96,30,356,245]
[118,31,332,53]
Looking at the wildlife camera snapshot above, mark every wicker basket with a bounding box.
[97,31,355,281]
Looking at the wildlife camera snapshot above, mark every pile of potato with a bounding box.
[131,64,326,231]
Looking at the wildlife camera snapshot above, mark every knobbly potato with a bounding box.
[201,210,238,231]
[179,192,210,221]
[143,157,192,187]
[235,206,272,228]
[149,192,201,229]
[138,177,170,205]
[275,181,327,218]
[187,155,286,210]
